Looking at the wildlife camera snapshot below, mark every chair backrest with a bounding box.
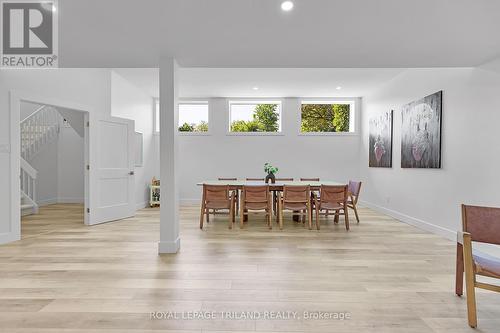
[246,178,265,181]
[320,185,348,204]
[348,180,362,203]
[283,185,310,203]
[300,178,320,182]
[462,204,500,245]
[276,178,294,181]
[203,184,229,203]
[243,185,270,203]
[218,177,237,181]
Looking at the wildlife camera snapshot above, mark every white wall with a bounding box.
[111,71,157,209]
[0,69,112,243]
[57,121,85,203]
[178,97,361,202]
[29,138,59,205]
[360,67,500,240]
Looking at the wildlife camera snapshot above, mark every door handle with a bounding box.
[129,171,135,175]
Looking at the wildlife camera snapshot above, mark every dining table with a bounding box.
[197,180,346,222]
[196,179,345,189]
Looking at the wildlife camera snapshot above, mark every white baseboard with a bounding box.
[58,197,84,204]
[36,198,58,206]
[359,200,455,241]
[158,237,180,254]
[0,231,20,245]
[37,197,84,206]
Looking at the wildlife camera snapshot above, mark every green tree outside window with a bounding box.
[300,104,350,132]
[230,104,280,132]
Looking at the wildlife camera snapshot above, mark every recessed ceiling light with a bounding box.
[281,1,294,11]
[252,87,259,90]
[336,86,342,90]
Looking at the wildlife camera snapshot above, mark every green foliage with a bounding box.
[195,121,208,132]
[231,119,262,132]
[230,104,280,132]
[332,104,350,132]
[300,104,350,132]
[253,104,280,132]
[179,122,194,132]
[179,121,209,132]
[264,162,279,175]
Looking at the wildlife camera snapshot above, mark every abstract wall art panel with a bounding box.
[401,91,442,168]
[369,110,393,168]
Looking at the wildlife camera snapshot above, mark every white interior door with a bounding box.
[88,116,135,225]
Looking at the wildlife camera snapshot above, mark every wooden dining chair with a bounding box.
[347,180,362,223]
[240,185,272,229]
[277,185,312,230]
[456,204,500,328]
[246,178,265,181]
[272,178,293,214]
[199,184,235,230]
[313,185,349,230]
[218,177,239,214]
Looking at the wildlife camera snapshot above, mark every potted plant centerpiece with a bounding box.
[264,163,279,184]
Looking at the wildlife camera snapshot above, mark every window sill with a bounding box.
[178,132,211,136]
[298,132,358,136]
[226,132,285,136]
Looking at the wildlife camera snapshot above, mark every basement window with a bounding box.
[154,100,210,134]
[178,102,209,133]
[228,100,282,134]
[300,101,355,134]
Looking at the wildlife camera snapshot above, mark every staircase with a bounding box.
[20,105,62,216]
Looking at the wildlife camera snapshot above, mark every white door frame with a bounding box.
[9,90,93,239]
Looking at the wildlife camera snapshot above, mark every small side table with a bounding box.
[150,185,160,207]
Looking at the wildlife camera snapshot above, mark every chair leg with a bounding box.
[240,200,244,229]
[278,199,283,230]
[456,243,464,296]
[334,210,339,224]
[307,205,312,230]
[344,207,350,231]
[206,209,210,223]
[463,243,477,328]
[315,206,320,230]
[353,204,360,223]
[236,191,240,215]
[229,203,234,230]
[199,202,205,229]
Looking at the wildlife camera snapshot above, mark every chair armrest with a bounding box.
[457,231,471,245]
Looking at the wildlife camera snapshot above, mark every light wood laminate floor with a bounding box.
[0,204,499,332]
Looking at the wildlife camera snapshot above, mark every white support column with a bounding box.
[158,57,180,254]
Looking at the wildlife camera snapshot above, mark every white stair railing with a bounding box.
[21,105,61,160]
[20,157,38,214]
[20,105,62,213]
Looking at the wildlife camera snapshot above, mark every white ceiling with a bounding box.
[113,67,405,98]
[60,0,500,68]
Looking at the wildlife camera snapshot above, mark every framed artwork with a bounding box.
[401,91,442,168]
[369,110,393,167]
